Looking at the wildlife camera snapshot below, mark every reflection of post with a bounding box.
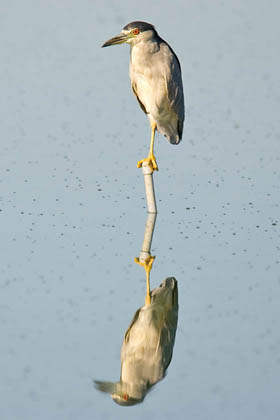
[135,213,156,305]
[135,161,157,305]
[139,213,157,262]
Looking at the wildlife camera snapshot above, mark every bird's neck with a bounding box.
[130,39,160,70]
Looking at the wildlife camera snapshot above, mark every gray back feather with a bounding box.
[162,41,185,139]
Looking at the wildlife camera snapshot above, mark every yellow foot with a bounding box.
[134,255,155,272]
[137,154,158,172]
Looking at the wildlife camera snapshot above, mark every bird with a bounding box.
[102,21,185,172]
[94,277,179,406]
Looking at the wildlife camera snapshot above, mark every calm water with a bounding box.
[1,1,280,419]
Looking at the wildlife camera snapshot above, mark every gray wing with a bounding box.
[124,307,141,343]
[131,83,147,114]
[163,43,185,139]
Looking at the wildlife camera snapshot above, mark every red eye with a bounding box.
[133,28,139,35]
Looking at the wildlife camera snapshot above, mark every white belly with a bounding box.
[129,41,180,143]
[136,75,168,119]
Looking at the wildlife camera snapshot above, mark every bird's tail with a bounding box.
[158,120,183,145]
[168,134,181,145]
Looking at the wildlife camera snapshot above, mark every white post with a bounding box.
[141,161,157,214]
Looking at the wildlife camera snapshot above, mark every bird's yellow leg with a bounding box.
[134,255,155,305]
[137,122,158,172]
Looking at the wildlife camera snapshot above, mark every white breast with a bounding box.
[130,41,172,121]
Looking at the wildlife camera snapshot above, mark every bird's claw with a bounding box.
[137,154,158,172]
[134,255,155,273]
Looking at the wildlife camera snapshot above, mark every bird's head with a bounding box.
[102,21,157,48]
[94,380,147,406]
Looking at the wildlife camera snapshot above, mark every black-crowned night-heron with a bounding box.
[95,277,178,406]
[102,21,185,172]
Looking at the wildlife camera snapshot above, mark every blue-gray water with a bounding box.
[1,1,279,419]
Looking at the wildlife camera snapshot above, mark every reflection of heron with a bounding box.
[95,277,178,406]
[102,21,185,172]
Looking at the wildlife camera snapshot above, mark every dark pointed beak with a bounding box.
[102,33,130,48]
